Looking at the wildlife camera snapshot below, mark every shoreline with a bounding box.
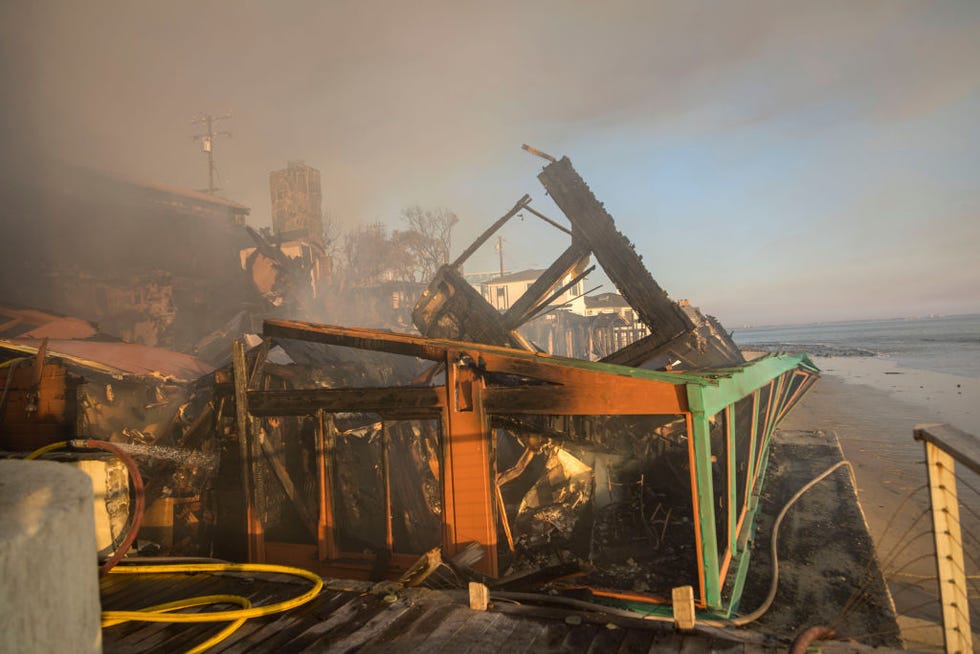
[777,355,980,649]
[810,355,980,435]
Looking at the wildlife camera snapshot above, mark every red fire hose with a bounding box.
[26,439,145,575]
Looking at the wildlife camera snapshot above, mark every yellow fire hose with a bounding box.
[102,563,324,653]
[27,441,325,653]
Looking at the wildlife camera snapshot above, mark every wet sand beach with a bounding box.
[778,357,980,650]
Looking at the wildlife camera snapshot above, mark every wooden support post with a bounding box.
[923,441,972,654]
[315,410,337,561]
[232,338,264,562]
[441,353,497,576]
[382,422,394,555]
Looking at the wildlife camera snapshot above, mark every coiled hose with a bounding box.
[26,440,323,653]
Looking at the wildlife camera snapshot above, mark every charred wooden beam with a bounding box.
[520,266,596,325]
[247,386,446,417]
[601,305,744,369]
[451,195,531,268]
[537,157,692,347]
[484,381,687,416]
[599,331,665,367]
[264,319,448,360]
[503,244,590,330]
[523,204,572,236]
[261,319,700,387]
[413,266,533,350]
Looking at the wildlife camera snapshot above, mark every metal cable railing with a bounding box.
[830,424,978,652]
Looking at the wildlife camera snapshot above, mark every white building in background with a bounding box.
[479,269,587,315]
[583,292,635,321]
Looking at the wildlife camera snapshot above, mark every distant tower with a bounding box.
[269,161,323,243]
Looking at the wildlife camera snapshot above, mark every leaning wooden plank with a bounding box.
[452,195,531,268]
[264,319,448,360]
[258,436,318,540]
[537,157,692,347]
[503,244,590,330]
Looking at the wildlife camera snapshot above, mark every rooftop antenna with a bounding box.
[191,113,232,194]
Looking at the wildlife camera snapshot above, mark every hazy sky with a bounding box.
[2,1,978,326]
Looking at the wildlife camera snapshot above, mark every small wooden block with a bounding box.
[469,581,489,611]
[671,585,696,630]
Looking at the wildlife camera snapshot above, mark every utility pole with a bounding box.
[191,113,231,194]
[495,235,505,278]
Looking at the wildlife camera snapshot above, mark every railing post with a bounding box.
[917,426,973,654]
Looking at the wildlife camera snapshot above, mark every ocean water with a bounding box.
[733,314,980,379]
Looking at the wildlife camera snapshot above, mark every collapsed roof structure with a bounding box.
[415,148,744,370]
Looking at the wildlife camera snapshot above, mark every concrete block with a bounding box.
[0,460,102,653]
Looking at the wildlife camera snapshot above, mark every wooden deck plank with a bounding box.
[114,584,287,652]
[560,620,600,651]
[315,599,414,652]
[615,627,655,654]
[459,612,522,654]
[494,618,548,653]
[355,602,454,654]
[98,569,866,653]
[101,578,231,649]
[290,595,386,653]
[417,603,481,651]
[240,590,355,653]
[277,594,382,653]
[527,620,572,651]
[585,623,629,653]
[217,589,353,653]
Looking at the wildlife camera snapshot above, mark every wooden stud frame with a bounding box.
[238,319,817,613]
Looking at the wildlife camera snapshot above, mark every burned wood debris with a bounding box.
[240,318,817,617]
[207,151,814,618]
[0,313,220,555]
[1,150,815,622]
[415,152,744,370]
